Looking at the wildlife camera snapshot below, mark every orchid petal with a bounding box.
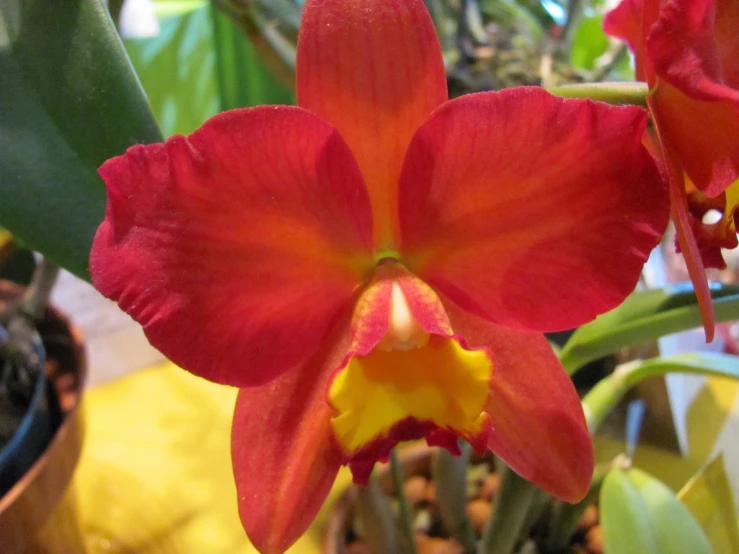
[297,0,447,248]
[399,88,669,333]
[648,69,739,198]
[443,295,593,503]
[232,317,351,554]
[602,0,647,81]
[91,106,374,387]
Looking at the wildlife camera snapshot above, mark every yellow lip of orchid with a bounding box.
[327,262,493,479]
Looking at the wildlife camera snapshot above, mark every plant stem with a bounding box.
[548,82,649,106]
[17,257,59,321]
[479,465,537,554]
[390,448,418,554]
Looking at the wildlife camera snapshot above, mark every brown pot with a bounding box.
[0,281,87,553]
[323,444,433,554]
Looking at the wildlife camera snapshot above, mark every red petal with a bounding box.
[647,102,717,341]
[603,0,647,81]
[648,0,739,102]
[297,0,447,248]
[399,88,669,333]
[443,296,593,503]
[91,106,374,387]
[646,0,739,196]
[232,317,351,554]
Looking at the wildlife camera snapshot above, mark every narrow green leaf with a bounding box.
[433,443,476,553]
[210,6,294,111]
[0,0,162,280]
[560,285,739,374]
[355,473,401,554]
[679,455,739,554]
[583,352,739,433]
[601,466,712,554]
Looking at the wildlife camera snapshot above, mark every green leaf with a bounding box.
[433,442,477,552]
[601,465,712,554]
[0,0,162,280]
[124,5,295,138]
[570,15,609,70]
[210,8,295,111]
[583,352,739,433]
[124,6,220,137]
[679,455,739,554]
[560,284,739,374]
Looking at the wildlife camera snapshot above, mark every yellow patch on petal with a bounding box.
[329,334,492,455]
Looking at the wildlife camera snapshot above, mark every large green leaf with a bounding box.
[679,455,739,554]
[560,284,739,373]
[0,0,162,280]
[601,465,712,554]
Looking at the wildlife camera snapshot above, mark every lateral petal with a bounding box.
[232,317,350,554]
[399,88,668,333]
[91,106,374,387]
[297,0,447,248]
[443,297,593,503]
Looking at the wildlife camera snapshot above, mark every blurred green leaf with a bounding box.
[601,465,712,554]
[570,15,608,70]
[584,352,739,433]
[125,6,219,137]
[679,455,739,554]
[560,284,739,373]
[125,5,294,138]
[210,8,294,111]
[0,0,162,280]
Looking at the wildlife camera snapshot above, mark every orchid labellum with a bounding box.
[90,0,669,552]
[605,0,739,340]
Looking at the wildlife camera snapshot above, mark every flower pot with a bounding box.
[0,281,87,553]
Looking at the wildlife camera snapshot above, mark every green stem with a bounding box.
[548,82,649,106]
[391,448,418,554]
[479,465,537,554]
[17,257,59,321]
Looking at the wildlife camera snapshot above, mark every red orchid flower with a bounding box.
[90,1,668,552]
[605,0,739,340]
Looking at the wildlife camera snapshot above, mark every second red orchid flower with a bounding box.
[605,0,739,340]
[90,1,669,553]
